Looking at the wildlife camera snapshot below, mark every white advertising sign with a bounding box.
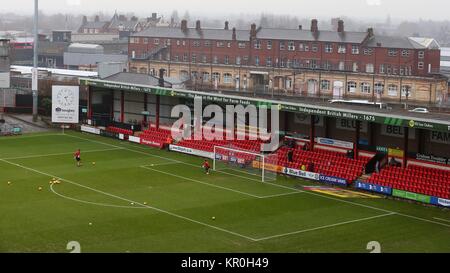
[52,86,80,124]
[169,145,214,159]
[283,167,320,181]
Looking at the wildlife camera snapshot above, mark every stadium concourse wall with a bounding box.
[79,125,450,208]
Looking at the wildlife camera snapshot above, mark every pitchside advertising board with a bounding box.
[52,86,79,124]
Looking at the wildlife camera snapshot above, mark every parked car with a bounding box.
[409,108,429,114]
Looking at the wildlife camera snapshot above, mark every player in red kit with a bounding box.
[202,160,211,175]
[74,149,82,167]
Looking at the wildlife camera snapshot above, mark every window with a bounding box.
[339,61,345,71]
[236,56,241,65]
[388,49,397,56]
[254,40,261,49]
[388,84,398,96]
[223,73,233,84]
[255,56,260,66]
[212,72,220,82]
[191,71,198,79]
[227,42,231,48]
[224,55,229,65]
[352,45,360,54]
[360,83,371,93]
[325,43,333,53]
[180,70,189,80]
[363,48,373,55]
[204,40,211,47]
[323,61,332,70]
[202,72,210,82]
[266,57,272,67]
[193,40,201,47]
[213,56,218,64]
[312,43,318,52]
[286,78,293,89]
[401,50,410,57]
[166,39,171,46]
[191,54,197,63]
[280,42,285,50]
[143,38,148,44]
[174,55,179,62]
[298,43,304,51]
[418,62,424,70]
[182,40,186,46]
[238,42,246,49]
[338,44,346,54]
[352,62,358,72]
[401,85,411,98]
[154,38,160,45]
[202,55,207,63]
[320,80,331,90]
[288,41,295,51]
[347,81,357,93]
[176,40,180,46]
[379,64,385,74]
[267,41,272,50]
[366,63,374,73]
[217,41,225,48]
[183,53,188,62]
[374,83,384,94]
[418,51,425,59]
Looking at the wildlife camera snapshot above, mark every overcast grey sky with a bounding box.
[1,0,449,21]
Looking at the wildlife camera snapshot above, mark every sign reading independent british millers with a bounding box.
[52,85,80,124]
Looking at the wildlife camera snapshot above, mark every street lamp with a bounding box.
[32,0,39,122]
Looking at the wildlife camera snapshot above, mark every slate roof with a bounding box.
[103,72,174,87]
[133,27,251,41]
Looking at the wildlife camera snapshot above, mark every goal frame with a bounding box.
[213,145,266,182]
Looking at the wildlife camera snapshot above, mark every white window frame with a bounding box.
[325,43,333,53]
[352,45,360,54]
[388,84,398,96]
[347,81,357,93]
[360,83,371,94]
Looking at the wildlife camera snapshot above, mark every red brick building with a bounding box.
[128,19,448,104]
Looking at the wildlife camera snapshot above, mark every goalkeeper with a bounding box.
[202,160,211,175]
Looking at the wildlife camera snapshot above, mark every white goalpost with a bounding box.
[213,146,278,182]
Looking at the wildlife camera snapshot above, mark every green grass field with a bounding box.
[0,131,449,253]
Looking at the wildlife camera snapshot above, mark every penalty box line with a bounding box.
[140,165,300,199]
[0,148,123,160]
[64,132,450,230]
[0,157,258,242]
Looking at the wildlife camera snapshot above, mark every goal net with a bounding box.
[213,145,279,182]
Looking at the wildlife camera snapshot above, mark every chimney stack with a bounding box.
[250,23,257,39]
[311,19,318,32]
[196,20,201,30]
[94,15,100,22]
[181,19,188,32]
[159,68,166,87]
[367,27,374,38]
[225,21,229,30]
[232,27,236,40]
[299,25,303,30]
[337,20,344,33]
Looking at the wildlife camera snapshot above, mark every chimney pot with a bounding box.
[311,19,318,32]
[299,25,303,30]
[367,27,374,38]
[225,21,229,30]
[232,27,236,40]
[196,20,201,30]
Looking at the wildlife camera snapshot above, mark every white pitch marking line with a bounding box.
[0,133,64,141]
[1,148,122,160]
[140,165,263,199]
[141,162,183,167]
[50,183,147,210]
[0,158,257,242]
[260,192,302,199]
[433,217,450,223]
[64,133,450,229]
[254,213,396,242]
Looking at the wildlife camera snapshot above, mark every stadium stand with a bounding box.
[367,165,450,199]
[139,127,173,146]
[269,146,370,183]
[106,126,133,136]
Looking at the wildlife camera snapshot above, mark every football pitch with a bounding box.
[0,131,449,253]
